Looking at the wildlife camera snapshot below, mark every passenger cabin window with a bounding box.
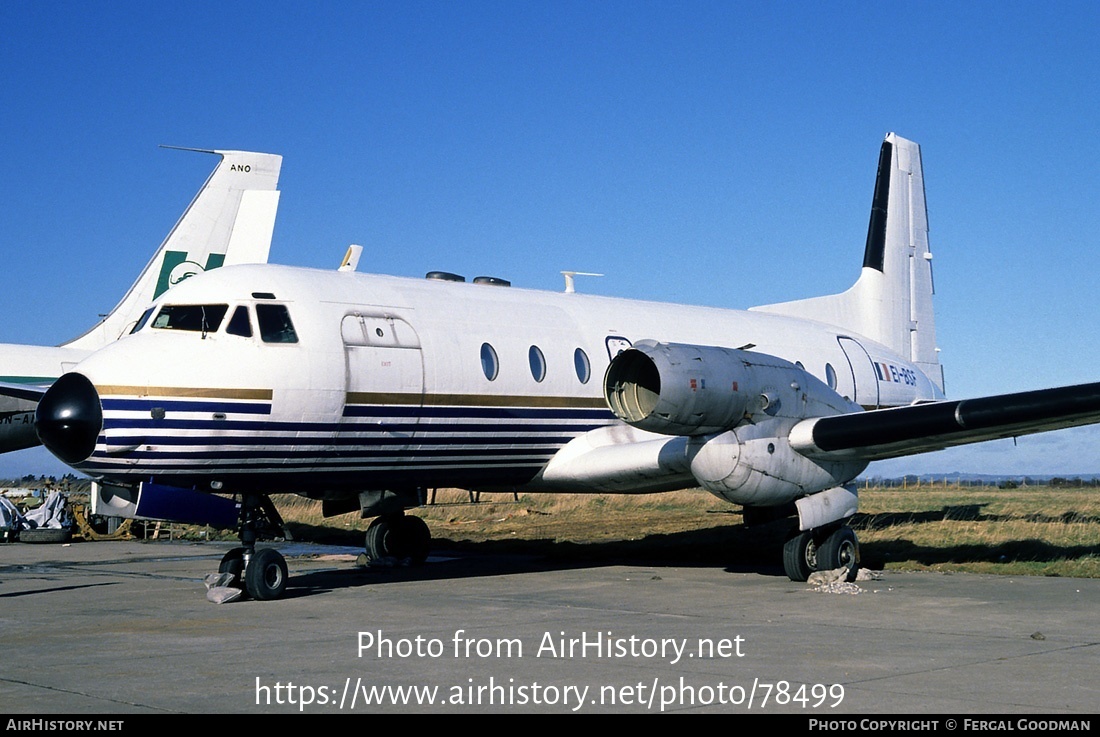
[151,304,229,333]
[226,306,252,337]
[256,304,299,344]
[574,348,591,384]
[480,343,499,381]
[529,346,546,382]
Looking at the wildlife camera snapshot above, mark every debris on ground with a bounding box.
[204,572,243,604]
[808,566,883,594]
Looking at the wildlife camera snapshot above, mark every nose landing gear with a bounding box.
[219,494,291,600]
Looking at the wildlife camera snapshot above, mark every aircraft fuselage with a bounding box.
[43,263,940,504]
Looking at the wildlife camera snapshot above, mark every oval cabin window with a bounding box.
[529,345,546,382]
[480,343,499,381]
[574,348,591,384]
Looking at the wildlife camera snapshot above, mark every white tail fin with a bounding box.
[750,133,942,392]
[62,148,282,349]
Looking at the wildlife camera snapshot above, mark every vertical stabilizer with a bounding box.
[62,149,282,350]
[750,133,942,392]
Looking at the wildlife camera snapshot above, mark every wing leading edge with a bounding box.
[0,382,50,404]
[0,382,49,452]
[790,382,1100,462]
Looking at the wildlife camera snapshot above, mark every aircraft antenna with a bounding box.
[340,244,363,272]
[561,271,604,293]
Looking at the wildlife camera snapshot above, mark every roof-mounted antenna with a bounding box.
[561,271,604,293]
[339,244,362,272]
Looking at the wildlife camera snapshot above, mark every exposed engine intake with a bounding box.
[603,341,868,504]
[605,341,811,435]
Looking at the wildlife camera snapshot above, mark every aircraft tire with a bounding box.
[782,530,817,582]
[244,547,288,600]
[364,514,431,564]
[817,526,860,582]
[364,516,393,560]
[17,527,73,544]
[392,515,430,565]
[219,547,246,587]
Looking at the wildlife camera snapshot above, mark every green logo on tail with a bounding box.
[153,251,226,299]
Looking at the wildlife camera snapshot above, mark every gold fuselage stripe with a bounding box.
[95,386,274,400]
[347,392,607,408]
[93,386,606,409]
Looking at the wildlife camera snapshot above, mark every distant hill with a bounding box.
[858,471,1100,487]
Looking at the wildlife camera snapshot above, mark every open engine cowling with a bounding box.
[599,340,868,506]
[605,340,817,436]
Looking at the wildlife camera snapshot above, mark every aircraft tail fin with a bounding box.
[62,148,283,350]
[750,133,942,392]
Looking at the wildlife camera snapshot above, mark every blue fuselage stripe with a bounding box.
[101,419,606,434]
[102,399,272,414]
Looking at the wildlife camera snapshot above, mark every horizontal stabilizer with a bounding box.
[790,382,1100,461]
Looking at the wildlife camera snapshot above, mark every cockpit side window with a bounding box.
[226,306,253,337]
[256,304,299,344]
[130,306,155,334]
[150,304,229,333]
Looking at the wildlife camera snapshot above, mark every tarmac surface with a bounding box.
[0,538,1097,715]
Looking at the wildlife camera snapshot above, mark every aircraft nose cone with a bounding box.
[35,373,102,464]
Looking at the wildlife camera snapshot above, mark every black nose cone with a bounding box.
[36,373,102,464]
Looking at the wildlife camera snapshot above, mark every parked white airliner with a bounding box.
[0,148,282,454]
[31,134,1100,600]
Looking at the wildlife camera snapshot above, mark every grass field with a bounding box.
[272,484,1100,578]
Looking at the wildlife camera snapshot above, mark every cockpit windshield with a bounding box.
[140,302,295,343]
[150,304,229,333]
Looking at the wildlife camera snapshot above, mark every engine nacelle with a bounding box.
[603,340,868,504]
[689,422,867,506]
[604,340,851,436]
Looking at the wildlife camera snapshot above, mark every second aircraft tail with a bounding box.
[62,148,283,350]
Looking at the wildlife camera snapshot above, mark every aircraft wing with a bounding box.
[0,381,49,406]
[0,381,48,451]
[790,382,1100,462]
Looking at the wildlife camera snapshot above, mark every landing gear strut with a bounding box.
[782,524,859,582]
[220,494,290,600]
[364,512,431,565]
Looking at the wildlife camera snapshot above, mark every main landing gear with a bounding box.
[219,494,290,600]
[363,511,431,565]
[782,523,859,583]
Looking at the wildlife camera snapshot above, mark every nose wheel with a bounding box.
[219,494,291,600]
[243,547,288,600]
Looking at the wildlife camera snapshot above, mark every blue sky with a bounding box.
[2,1,1100,477]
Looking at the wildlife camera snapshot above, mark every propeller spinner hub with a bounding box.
[35,372,102,465]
